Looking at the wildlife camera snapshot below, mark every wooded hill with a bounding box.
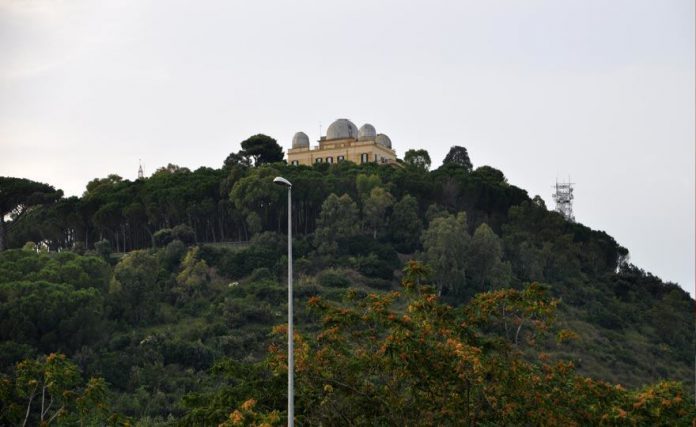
[0,140,692,425]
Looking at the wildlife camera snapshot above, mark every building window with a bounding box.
[291,160,299,166]
[375,154,379,162]
[337,155,345,162]
[360,153,368,164]
[327,156,333,164]
[315,158,322,163]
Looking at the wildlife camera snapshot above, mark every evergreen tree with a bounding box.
[403,149,432,170]
[314,193,359,255]
[389,195,422,252]
[362,187,395,239]
[467,222,511,290]
[240,134,284,166]
[442,145,473,171]
[421,211,470,295]
[0,177,62,251]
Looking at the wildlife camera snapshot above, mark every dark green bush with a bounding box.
[317,269,351,288]
[363,277,393,290]
[355,254,394,280]
[172,224,196,245]
[249,267,273,282]
[154,229,174,247]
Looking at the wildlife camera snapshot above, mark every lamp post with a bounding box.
[273,176,293,426]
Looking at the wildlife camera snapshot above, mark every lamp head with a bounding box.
[273,176,292,187]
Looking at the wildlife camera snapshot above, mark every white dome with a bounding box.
[358,124,376,140]
[292,132,309,149]
[326,118,358,140]
[375,133,392,149]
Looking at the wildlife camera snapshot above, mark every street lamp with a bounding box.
[273,176,293,426]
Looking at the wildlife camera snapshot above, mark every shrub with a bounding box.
[153,229,173,247]
[355,254,394,280]
[249,267,273,282]
[317,269,351,288]
[94,239,112,260]
[172,224,196,244]
[363,277,392,290]
[161,239,187,269]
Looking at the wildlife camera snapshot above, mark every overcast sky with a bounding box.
[0,0,693,295]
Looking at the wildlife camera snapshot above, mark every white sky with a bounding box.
[0,0,694,295]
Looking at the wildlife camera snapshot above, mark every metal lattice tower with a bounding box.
[552,179,575,222]
[138,160,144,179]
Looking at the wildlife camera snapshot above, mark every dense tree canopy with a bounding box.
[0,353,120,426]
[314,193,360,255]
[403,148,432,170]
[421,212,470,295]
[0,141,692,424]
[185,263,695,426]
[240,134,284,166]
[442,145,473,171]
[0,177,62,251]
[388,195,422,253]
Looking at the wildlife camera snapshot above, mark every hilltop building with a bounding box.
[287,118,397,166]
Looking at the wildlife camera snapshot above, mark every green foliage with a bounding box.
[467,223,511,290]
[421,212,470,295]
[240,134,284,166]
[199,264,694,426]
[355,173,382,199]
[0,281,105,354]
[403,148,432,170]
[472,165,507,185]
[174,247,211,303]
[0,353,119,426]
[223,151,252,169]
[442,145,473,171]
[316,268,351,288]
[172,224,196,245]
[1,145,693,423]
[314,193,360,255]
[0,177,63,251]
[362,187,395,239]
[353,253,395,281]
[230,167,284,239]
[94,238,112,260]
[389,194,423,253]
[154,228,174,247]
[248,267,274,282]
[160,239,187,269]
[109,250,161,325]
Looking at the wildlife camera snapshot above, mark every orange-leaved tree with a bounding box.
[0,353,127,426]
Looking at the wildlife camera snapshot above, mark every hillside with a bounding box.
[0,144,693,424]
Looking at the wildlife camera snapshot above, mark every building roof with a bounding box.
[326,118,358,140]
[375,133,392,148]
[292,131,309,148]
[358,123,376,140]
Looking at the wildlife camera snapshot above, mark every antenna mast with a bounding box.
[552,179,575,222]
[138,159,144,179]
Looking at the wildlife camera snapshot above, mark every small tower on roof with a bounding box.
[138,160,144,179]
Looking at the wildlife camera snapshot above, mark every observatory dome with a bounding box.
[358,124,376,140]
[326,119,358,140]
[375,133,392,149]
[292,132,310,149]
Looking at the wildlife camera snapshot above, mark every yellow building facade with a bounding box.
[287,119,397,166]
